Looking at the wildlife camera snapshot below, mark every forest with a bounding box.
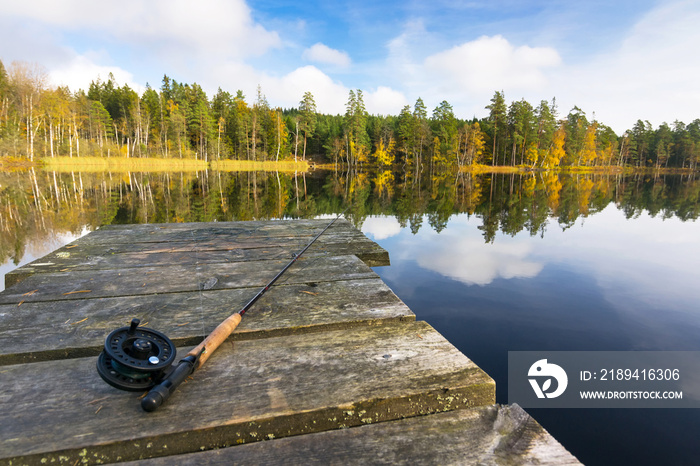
[1,59,699,170]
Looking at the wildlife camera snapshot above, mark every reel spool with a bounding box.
[97,318,176,391]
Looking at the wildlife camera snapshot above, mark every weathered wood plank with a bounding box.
[74,219,361,246]
[5,219,388,288]
[0,254,377,305]
[0,321,495,465]
[0,278,415,365]
[123,404,581,465]
[5,237,387,284]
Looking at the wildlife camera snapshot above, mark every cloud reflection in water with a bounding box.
[362,215,543,286]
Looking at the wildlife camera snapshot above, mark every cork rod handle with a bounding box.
[187,312,242,367]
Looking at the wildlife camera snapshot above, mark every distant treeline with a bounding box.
[1,59,699,170]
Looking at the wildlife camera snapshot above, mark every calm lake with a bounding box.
[2,167,700,465]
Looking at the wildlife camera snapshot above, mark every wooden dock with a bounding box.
[0,219,580,465]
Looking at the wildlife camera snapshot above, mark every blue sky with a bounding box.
[1,0,698,133]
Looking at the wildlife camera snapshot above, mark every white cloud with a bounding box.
[0,0,281,94]
[141,0,281,60]
[383,2,700,133]
[364,86,409,115]
[302,43,351,68]
[254,68,407,116]
[0,0,281,61]
[551,0,700,132]
[191,62,350,115]
[424,35,561,94]
[265,66,349,114]
[49,55,142,93]
[382,25,564,120]
[542,205,700,310]
[385,20,435,101]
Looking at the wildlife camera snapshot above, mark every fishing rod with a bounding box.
[96,211,347,411]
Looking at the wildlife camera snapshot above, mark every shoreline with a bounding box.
[1,156,697,175]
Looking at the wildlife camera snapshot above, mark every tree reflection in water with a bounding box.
[1,167,698,271]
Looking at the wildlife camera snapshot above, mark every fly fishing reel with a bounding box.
[97,318,176,391]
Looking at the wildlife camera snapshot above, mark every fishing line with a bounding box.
[192,229,207,344]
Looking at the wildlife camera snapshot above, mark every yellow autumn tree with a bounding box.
[543,124,566,168]
[373,170,394,198]
[460,121,485,166]
[525,143,539,167]
[542,171,562,211]
[599,142,615,167]
[577,177,595,214]
[471,122,485,164]
[457,173,482,214]
[349,140,370,164]
[372,137,395,166]
[523,174,536,197]
[431,135,443,164]
[349,171,368,195]
[580,122,598,166]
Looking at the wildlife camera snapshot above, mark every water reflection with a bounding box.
[1,168,699,287]
[0,228,88,292]
[371,215,544,285]
[361,216,402,240]
[367,207,700,345]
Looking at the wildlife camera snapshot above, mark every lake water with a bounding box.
[366,207,700,465]
[1,168,699,464]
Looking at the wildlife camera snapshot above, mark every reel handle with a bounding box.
[141,355,197,412]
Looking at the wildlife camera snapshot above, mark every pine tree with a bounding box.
[344,89,369,165]
[396,104,414,163]
[413,97,429,169]
[0,59,9,138]
[507,99,535,166]
[535,99,557,159]
[485,91,507,165]
[299,91,317,160]
[565,106,588,166]
[581,122,598,166]
[431,100,458,164]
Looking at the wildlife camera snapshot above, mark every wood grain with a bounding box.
[0,322,495,465]
[122,404,581,465]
